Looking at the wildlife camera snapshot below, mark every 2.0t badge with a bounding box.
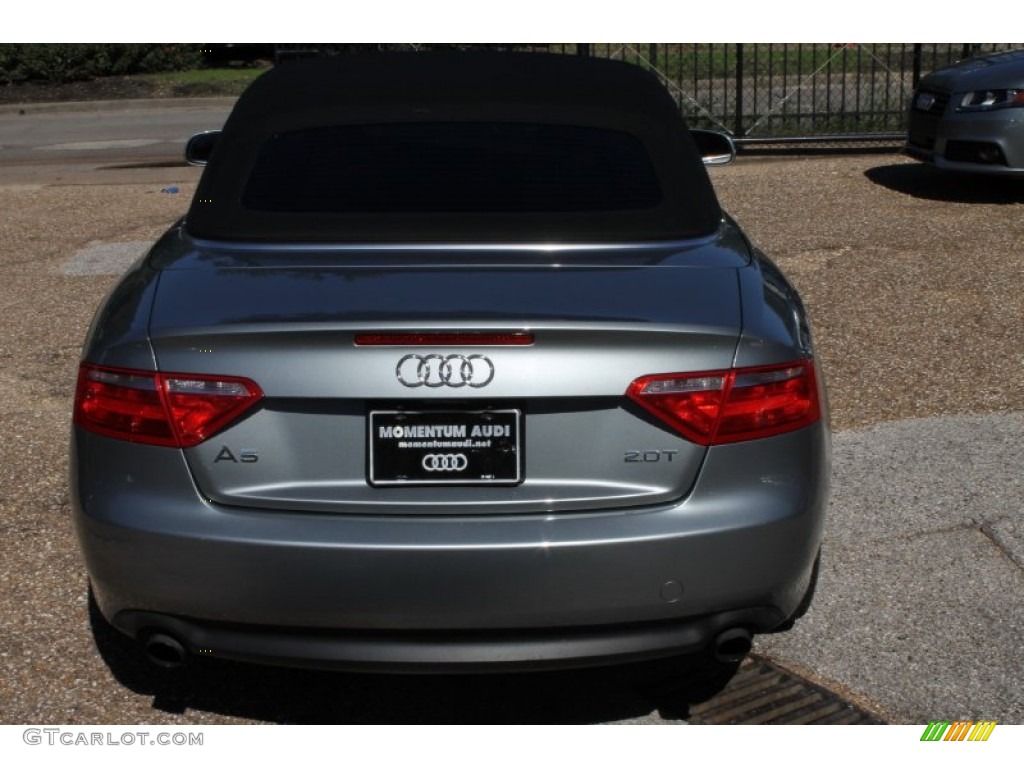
[396,354,495,388]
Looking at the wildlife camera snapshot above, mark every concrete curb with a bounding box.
[0,97,237,117]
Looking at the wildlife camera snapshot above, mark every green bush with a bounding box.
[0,44,204,84]
[105,44,205,76]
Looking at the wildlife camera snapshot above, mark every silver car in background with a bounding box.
[907,48,1024,174]
[72,53,830,673]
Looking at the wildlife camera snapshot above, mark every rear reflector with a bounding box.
[627,360,820,445]
[355,332,534,346]
[74,364,263,448]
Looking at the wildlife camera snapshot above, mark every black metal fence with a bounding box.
[274,43,1024,142]
[580,44,1024,140]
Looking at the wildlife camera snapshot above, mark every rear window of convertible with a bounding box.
[241,123,663,214]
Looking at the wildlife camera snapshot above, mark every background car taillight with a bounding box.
[626,360,820,445]
[74,364,263,448]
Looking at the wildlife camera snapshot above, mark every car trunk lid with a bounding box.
[147,243,744,515]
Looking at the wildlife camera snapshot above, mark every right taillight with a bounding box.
[626,360,820,445]
[74,364,263,448]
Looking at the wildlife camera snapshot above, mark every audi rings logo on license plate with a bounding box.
[422,453,469,472]
[396,354,495,388]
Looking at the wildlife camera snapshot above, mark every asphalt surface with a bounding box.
[0,98,1021,724]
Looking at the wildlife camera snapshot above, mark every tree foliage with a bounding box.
[0,44,204,84]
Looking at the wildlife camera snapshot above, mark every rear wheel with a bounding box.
[774,550,821,632]
[87,585,165,675]
[627,650,742,713]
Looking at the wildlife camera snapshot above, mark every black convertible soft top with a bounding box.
[185,52,722,244]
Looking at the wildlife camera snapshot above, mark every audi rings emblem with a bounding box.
[422,453,469,472]
[396,354,495,388]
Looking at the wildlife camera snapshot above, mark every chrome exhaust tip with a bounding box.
[712,627,752,663]
[143,633,188,669]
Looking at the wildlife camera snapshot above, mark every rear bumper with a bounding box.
[73,424,829,670]
[114,607,783,672]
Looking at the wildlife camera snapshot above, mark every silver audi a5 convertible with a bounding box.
[72,53,830,672]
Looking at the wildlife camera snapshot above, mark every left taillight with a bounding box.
[73,364,263,448]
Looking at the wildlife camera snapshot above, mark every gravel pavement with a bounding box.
[0,117,1021,723]
[756,413,1024,722]
[715,157,1024,722]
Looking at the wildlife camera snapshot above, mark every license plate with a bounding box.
[368,410,521,486]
